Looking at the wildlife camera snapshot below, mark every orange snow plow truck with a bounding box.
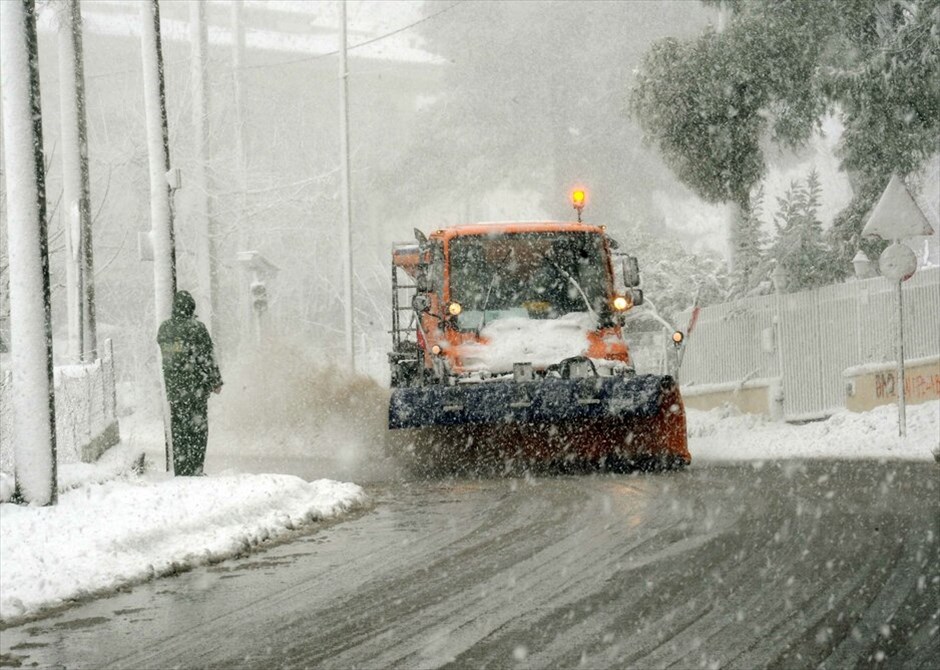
[387,219,690,471]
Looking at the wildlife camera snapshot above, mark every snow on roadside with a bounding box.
[0,441,146,504]
[0,411,154,504]
[688,400,939,462]
[57,441,145,491]
[0,473,366,623]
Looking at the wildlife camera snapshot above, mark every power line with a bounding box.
[243,1,465,71]
[85,2,464,80]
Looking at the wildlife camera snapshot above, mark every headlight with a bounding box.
[447,301,462,316]
[612,295,630,312]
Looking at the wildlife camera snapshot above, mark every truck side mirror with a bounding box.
[415,272,429,293]
[622,256,640,287]
[412,293,429,312]
[630,288,644,306]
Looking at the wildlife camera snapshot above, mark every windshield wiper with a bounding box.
[480,272,500,331]
[479,249,513,331]
[547,259,597,318]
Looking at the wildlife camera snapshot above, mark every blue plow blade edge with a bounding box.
[388,374,672,430]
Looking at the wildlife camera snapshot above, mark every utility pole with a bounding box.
[190,0,218,338]
[231,0,254,354]
[1,0,58,505]
[339,0,355,371]
[57,0,97,363]
[231,0,248,249]
[140,0,177,472]
[139,0,176,327]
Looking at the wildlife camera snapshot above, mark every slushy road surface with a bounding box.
[2,461,937,669]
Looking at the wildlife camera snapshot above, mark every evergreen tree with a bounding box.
[799,169,829,288]
[731,185,769,296]
[771,179,804,291]
[771,170,828,291]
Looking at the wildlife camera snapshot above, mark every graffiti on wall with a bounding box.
[874,370,940,400]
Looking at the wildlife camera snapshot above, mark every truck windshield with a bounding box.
[448,232,609,329]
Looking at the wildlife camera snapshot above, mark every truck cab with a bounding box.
[390,221,643,386]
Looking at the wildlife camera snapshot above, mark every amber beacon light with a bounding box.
[571,188,586,222]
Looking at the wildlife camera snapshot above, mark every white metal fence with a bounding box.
[0,339,119,474]
[677,267,940,420]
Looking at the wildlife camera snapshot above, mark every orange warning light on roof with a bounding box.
[571,189,586,210]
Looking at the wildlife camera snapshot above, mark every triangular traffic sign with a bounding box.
[862,174,935,240]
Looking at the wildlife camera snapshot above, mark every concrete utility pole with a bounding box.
[56,0,97,363]
[140,0,177,472]
[231,0,253,351]
[1,0,58,505]
[139,0,176,327]
[338,0,355,371]
[190,0,218,338]
[231,0,248,249]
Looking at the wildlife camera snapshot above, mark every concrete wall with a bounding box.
[682,378,780,416]
[678,267,940,420]
[844,356,940,412]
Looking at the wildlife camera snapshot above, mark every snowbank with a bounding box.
[0,433,145,505]
[0,472,366,623]
[688,400,939,462]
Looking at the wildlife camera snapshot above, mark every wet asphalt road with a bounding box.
[1,461,938,669]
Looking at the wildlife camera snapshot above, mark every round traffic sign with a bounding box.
[878,242,917,281]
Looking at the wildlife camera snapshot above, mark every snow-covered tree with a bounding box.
[619,220,731,324]
[730,185,769,296]
[826,178,888,282]
[630,0,939,272]
[771,170,829,292]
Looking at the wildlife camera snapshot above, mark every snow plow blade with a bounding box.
[388,374,689,471]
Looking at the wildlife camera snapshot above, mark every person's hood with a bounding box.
[172,291,196,319]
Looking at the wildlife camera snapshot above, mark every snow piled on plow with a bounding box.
[688,401,939,462]
[459,312,596,374]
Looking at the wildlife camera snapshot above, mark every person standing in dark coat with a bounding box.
[157,291,222,476]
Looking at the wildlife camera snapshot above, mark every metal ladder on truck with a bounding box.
[389,243,421,387]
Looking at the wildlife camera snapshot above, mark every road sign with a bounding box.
[861,174,934,439]
[862,175,934,241]
[878,242,918,282]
